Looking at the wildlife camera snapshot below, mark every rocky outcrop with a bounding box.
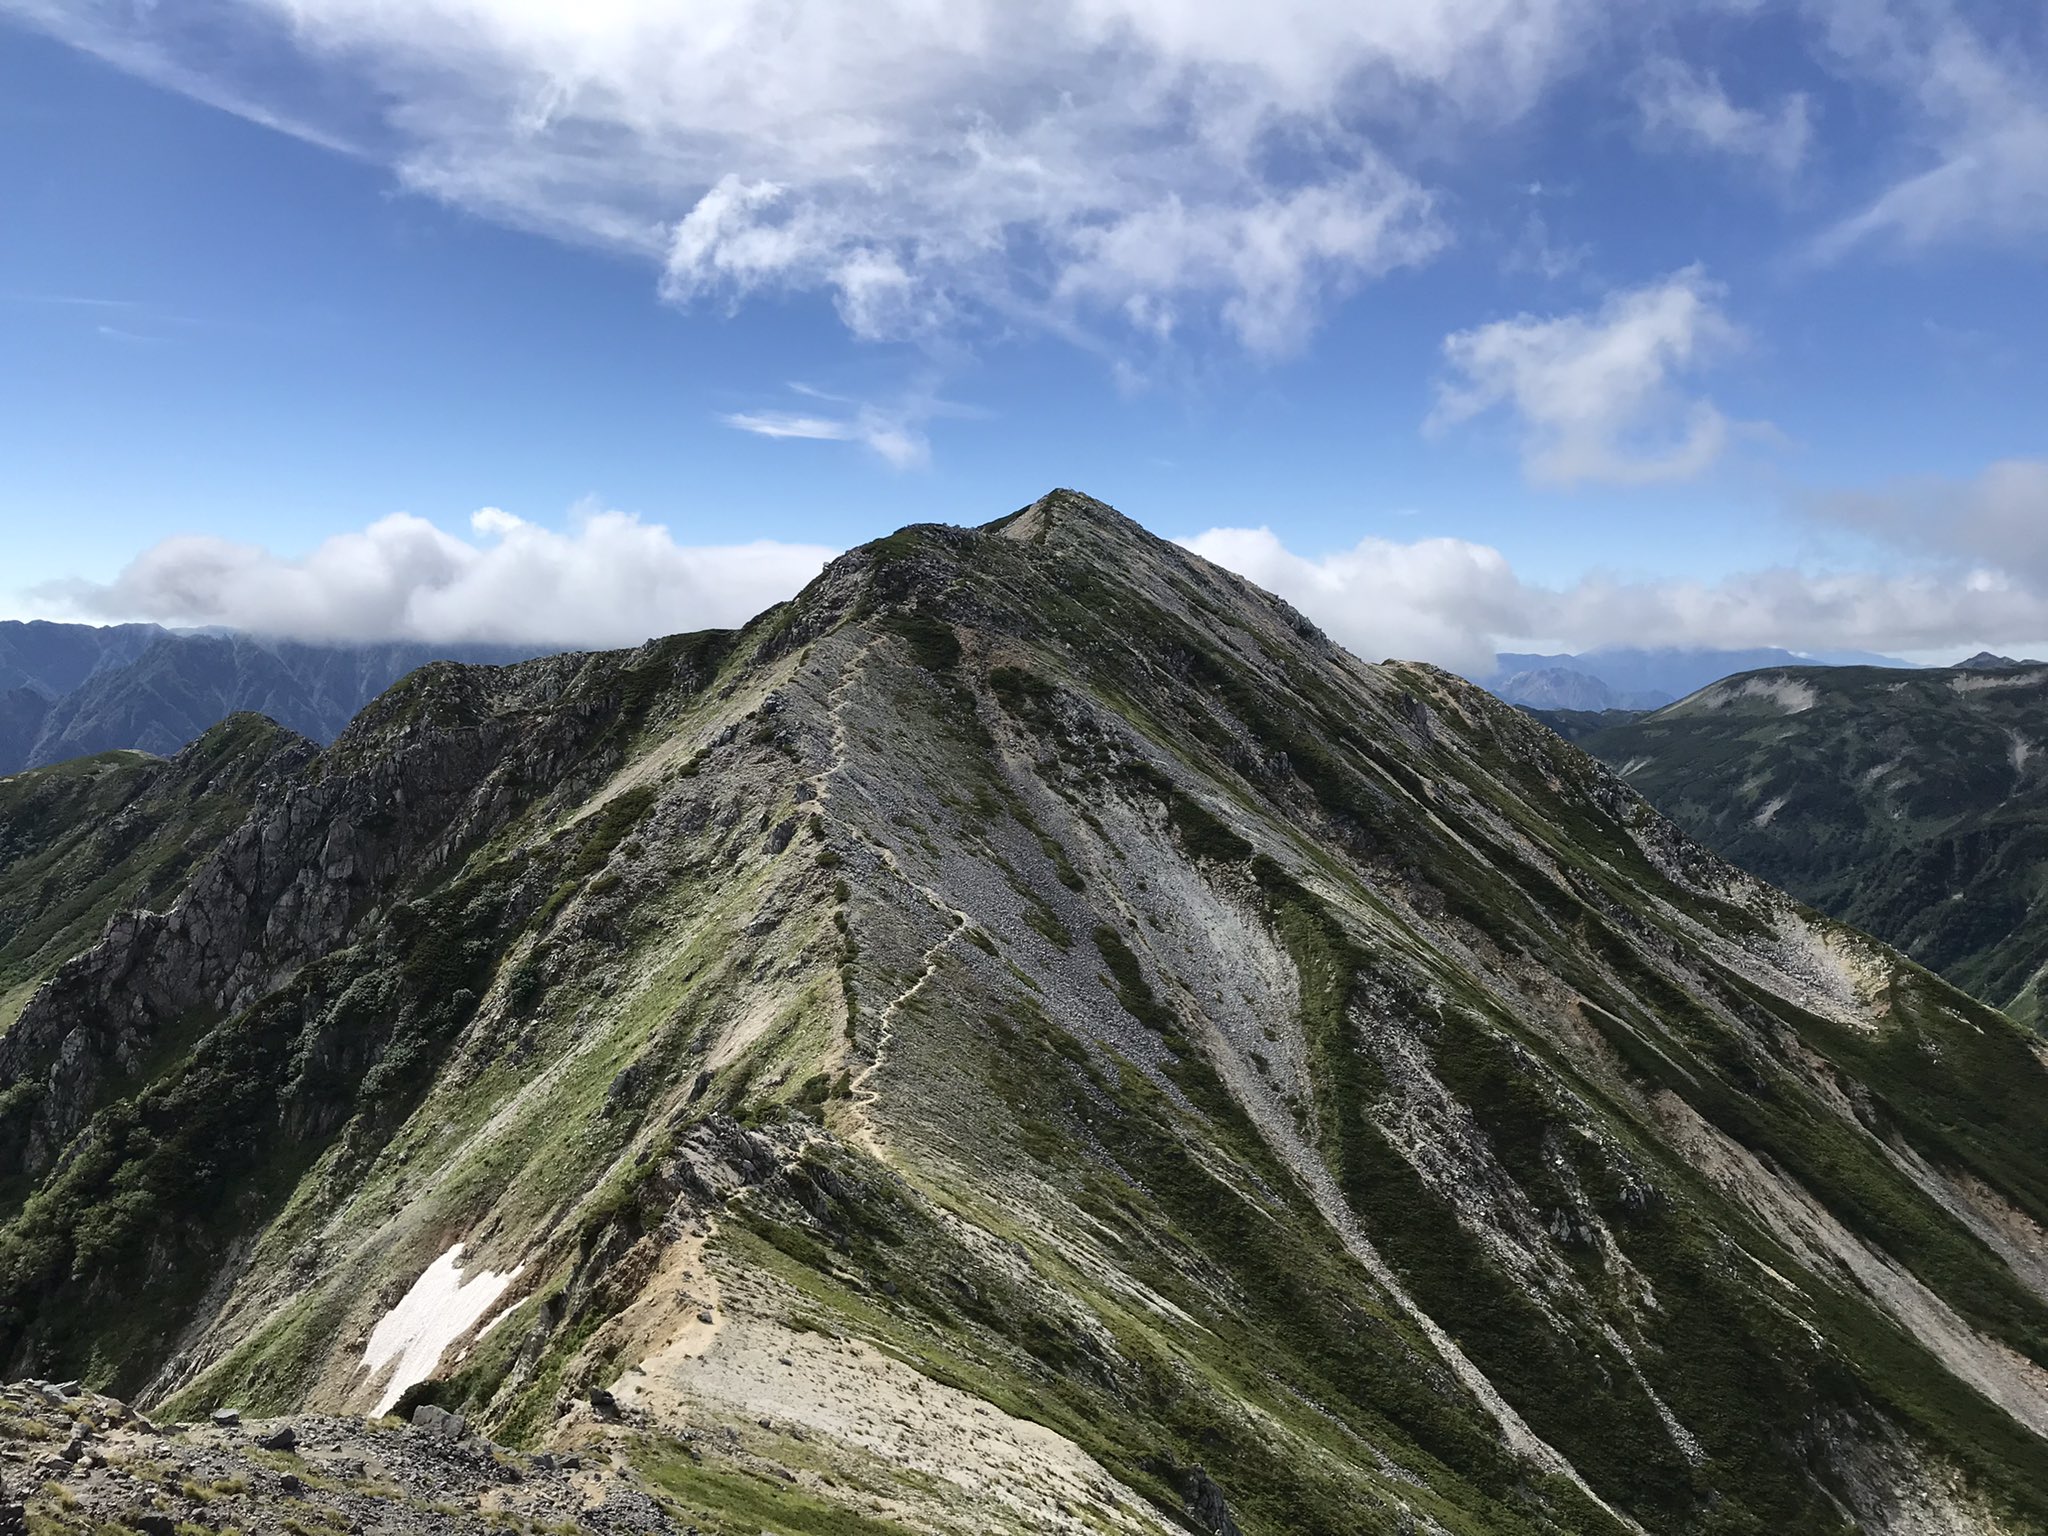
[0,1380,685,1534]
[0,642,731,1178]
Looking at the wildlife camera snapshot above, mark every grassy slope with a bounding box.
[1577,665,2048,1020]
[3,501,2048,1535]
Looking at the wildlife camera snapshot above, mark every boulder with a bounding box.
[410,1403,467,1440]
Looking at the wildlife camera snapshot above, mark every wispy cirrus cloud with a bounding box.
[1807,0,2048,259]
[718,383,987,469]
[1632,58,1813,182]
[4,0,1610,362]
[719,410,930,469]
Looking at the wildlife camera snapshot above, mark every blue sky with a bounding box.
[2,0,2044,669]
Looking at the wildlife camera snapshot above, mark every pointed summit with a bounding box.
[987,487,1155,548]
[1956,650,2036,671]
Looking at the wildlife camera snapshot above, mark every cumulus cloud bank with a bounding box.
[37,506,835,648]
[1186,462,2048,670]
[29,468,2048,662]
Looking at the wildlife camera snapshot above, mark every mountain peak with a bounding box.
[12,490,2048,1535]
[987,487,1143,543]
[1957,650,2038,671]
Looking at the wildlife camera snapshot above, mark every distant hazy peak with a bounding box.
[1956,651,2042,671]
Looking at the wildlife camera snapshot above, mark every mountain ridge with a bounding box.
[5,490,2048,1534]
[1485,644,1914,715]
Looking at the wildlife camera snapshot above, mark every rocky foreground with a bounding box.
[0,1380,689,1535]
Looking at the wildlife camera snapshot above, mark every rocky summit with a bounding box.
[4,490,2048,1535]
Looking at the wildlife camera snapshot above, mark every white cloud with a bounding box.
[720,410,929,469]
[1813,459,2048,583]
[7,0,1607,358]
[1633,58,1812,181]
[1185,495,2048,669]
[1181,526,1528,674]
[34,505,835,648]
[718,383,990,468]
[27,468,2048,664]
[1808,0,2048,257]
[1429,267,1747,485]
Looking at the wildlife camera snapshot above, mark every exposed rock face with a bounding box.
[3,491,2048,1535]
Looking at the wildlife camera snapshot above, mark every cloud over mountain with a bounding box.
[35,471,2048,665]
[36,506,834,649]
[1185,513,2048,671]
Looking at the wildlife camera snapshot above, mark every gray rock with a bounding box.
[210,1409,241,1428]
[410,1403,467,1440]
[1189,1466,1242,1536]
[257,1425,297,1452]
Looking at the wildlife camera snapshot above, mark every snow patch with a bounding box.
[2009,732,2036,774]
[1695,675,1817,714]
[363,1243,524,1415]
[1752,793,1789,827]
[1950,669,2048,694]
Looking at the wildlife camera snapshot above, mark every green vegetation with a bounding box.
[8,493,2048,1536]
[880,613,960,673]
[0,717,308,1001]
[1577,662,2048,1020]
[635,1439,920,1536]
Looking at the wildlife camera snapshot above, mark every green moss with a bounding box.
[1089,926,1179,1039]
[881,613,961,673]
[634,1440,921,1536]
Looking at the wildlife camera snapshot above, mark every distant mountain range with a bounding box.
[0,620,542,774]
[1564,657,2048,1024]
[1484,645,1913,713]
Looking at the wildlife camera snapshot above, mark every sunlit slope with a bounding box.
[3,492,2047,1535]
[1582,663,2048,1022]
